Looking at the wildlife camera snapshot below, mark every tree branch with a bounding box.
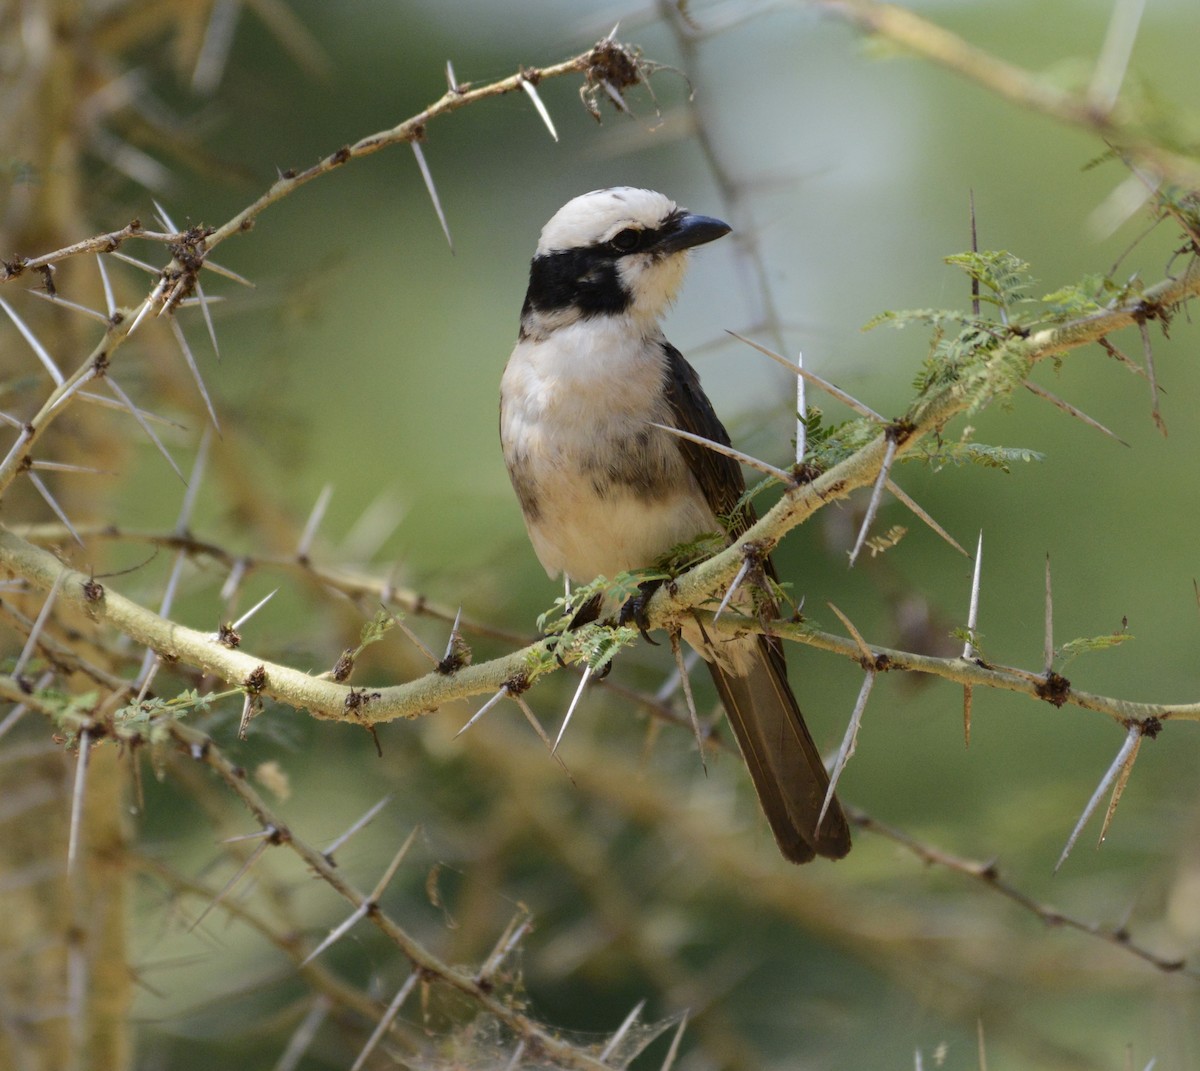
[814,0,1200,187]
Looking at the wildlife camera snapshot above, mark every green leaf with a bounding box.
[1056,629,1133,668]
[906,439,1045,472]
[945,250,1033,311]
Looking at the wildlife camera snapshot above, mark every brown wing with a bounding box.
[659,340,754,539]
[659,339,852,862]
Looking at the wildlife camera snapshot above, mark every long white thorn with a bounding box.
[349,972,419,1071]
[441,606,464,664]
[848,437,898,567]
[478,910,533,983]
[301,901,370,967]
[503,1041,526,1071]
[231,588,278,631]
[411,142,454,252]
[1043,554,1054,674]
[220,557,248,604]
[322,794,393,859]
[554,665,591,753]
[200,259,254,287]
[1024,380,1128,445]
[136,550,187,683]
[169,317,221,431]
[26,288,108,324]
[107,375,185,482]
[886,479,969,557]
[189,834,272,932]
[0,670,53,741]
[176,426,212,532]
[728,331,885,421]
[369,826,420,900]
[30,460,111,476]
[126,276,167,338]
[599,1000,646,1062]
[1,296,64,383]
[795,348,807,464]
[272,994,331,1071]
[194,278,220,358]
[1055,725,1140,871]
[670,633,706,773]
[296,484,333,559]
[962,531,984,659]
[192,0,242,94]
[27,472,84,546]
[511,691,574,780]
[109,250,160,275]
[67,728,91,877]
[659,1011,689,1071]
[655,647,700,703]
[151,198,178,232]
[713,556,752,623]
[649,422,793,483]
[75,384,179,426]
[96,255,117,316]
[13,571,67,679]
[455,686,508,738]
[1089,0,1147,111]
[302,831,419,963]
[340,492,406,562]
[818,671,874,832]
[520,77,559,141]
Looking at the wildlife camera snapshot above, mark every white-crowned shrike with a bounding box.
[500,187,850,863]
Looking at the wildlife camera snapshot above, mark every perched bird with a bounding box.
[500,187,851,863]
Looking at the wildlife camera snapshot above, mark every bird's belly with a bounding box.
[503,401,719,581]
[501,327,722,583]
[526,478,718,583]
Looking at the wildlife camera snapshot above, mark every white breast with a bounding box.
[500,319,720,583]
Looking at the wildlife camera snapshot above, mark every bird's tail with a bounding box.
[706,636,851,863]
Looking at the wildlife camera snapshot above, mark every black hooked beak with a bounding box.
[654,211,731,255]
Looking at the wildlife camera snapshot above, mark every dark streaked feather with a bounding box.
[708,649,852,861]
[660,338,852,861]
[660,341,749,533]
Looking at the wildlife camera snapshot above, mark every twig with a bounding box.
[815,0,1200,186]
[852,806,1190,975]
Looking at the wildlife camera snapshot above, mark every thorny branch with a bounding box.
[4,20,1198,735]
[850,809,1192,977]
[3,236,1199,728]
[3,17,1200,1067]
[1,39,639,285]
[813,0,1200,188]
[147,719,637,1071]
[2,667,1186,986]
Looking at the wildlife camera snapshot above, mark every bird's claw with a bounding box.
[618,580,663,646]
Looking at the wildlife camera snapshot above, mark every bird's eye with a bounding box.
[608,228,642,253]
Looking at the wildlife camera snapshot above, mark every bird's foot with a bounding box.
[618,579,664,646]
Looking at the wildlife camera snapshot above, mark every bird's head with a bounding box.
[521,187,730,332]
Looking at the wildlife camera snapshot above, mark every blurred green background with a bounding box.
[7,1,1200,1068]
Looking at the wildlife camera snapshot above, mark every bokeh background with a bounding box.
[3,1,1200,1069]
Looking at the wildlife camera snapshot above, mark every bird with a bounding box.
[499,187,851,863]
